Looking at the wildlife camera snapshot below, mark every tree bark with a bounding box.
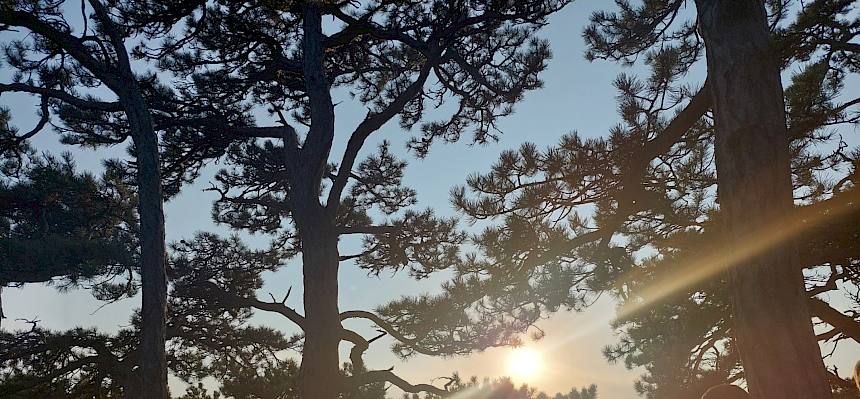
[123,92,168,399]
[297,218,342,399]
[694,1,832,398]
[293,4,343,397]
[0,3,169,396]
[290,162,341,398]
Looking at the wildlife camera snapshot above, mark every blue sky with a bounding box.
[2,2,859,398]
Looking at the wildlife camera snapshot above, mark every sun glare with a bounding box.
[507,347,542,381]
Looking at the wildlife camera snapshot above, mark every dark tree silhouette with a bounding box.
[0,1,171,395]
[1,0,569,396]
[418,1,860,397]
[0,232,299,398]
[602,181,860,398]
[3,1,857,398]
[106,0,568,397]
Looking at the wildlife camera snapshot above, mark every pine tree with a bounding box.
[0,1,171,395]
[602,180,860,398]
[436,1,859,397]
[0,232,294,398]
[111,1,569,397]
[695,1,832,396]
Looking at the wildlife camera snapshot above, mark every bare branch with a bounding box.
[17,95,51,140]
[808,297,860,343]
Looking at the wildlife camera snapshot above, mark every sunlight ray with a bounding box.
[617,190,859,320]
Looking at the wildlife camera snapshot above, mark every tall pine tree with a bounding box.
[114,1,568,397]
[1,1,172,395]
[425,1,860,397]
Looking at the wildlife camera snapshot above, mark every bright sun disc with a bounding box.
[507,347,542,381]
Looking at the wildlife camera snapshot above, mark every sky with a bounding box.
[2,2,860,398]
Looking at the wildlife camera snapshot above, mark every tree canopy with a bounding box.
[1,0,858,398]
[1,0,573,397]
[436,0,860,397]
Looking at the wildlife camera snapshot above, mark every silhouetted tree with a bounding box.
[108,1,568,397]
[0,1,172,395]
[426,1,860,397]
[603,181,860,398]
[0,232,297,398]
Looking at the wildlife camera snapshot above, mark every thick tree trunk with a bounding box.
[294,4,342,397]
[123,94,169,399]
[694,1,831,398]
[296,213,342,399]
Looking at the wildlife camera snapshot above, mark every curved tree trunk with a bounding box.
[123,93,168,399]
[694,1,832,398]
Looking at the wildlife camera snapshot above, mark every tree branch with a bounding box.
[528,81,712,267]
[337,225,399,235]
[327,8,426,52]
[345,369,449,397]
[0,10,120,88]
[86,0,131,74]
[808,297,860,343]
[0,83,121,112]
[340,310,442,355]
[326,62,435,214]
[18,95,51,140]
[297,3,335,182]
[200,281,306,330]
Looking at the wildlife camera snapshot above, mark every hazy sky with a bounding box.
[3,2,859,398]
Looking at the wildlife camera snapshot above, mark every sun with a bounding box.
[507,347,543,381]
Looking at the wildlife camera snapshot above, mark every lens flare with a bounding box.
[617,189,860,320]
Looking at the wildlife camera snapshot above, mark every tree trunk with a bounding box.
[293,4,342,397]
[296,211,342,399]
[694,1,831,398]
[123,94,169,399]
